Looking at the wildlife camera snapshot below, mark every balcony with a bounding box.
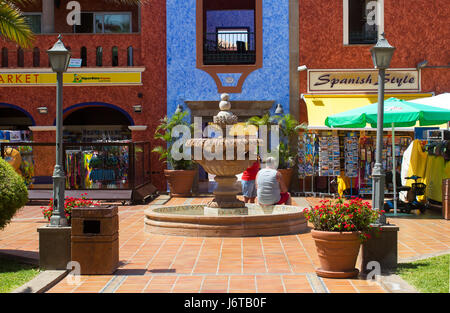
[203,32,256,65]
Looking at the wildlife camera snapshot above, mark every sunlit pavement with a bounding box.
[0,197,448,293]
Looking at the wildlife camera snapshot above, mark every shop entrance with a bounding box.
[63,105,132,143]
[0,104,34,141]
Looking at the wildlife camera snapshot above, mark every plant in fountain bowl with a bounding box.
[248,113,305,189]
[152,111,196,197]
[304,197,383,278]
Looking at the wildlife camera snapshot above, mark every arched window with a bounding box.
[17,48,24,67]
[33,47,40,67]
[127,46,133,66]
[96,46,103,66]
[1,48,8,67]
[81,47,87,66]
[112,46,118,66]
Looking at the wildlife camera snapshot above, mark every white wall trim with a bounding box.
[0,67,146,74]
[29,126,56,131]
[128,125,148,131]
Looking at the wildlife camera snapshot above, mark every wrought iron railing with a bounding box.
[203,32,256,65]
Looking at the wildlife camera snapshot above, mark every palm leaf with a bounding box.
[0,0,34,48]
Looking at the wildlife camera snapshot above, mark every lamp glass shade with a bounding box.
[370,35,395,69]
[275,104,284,114]
[47,36,71,72]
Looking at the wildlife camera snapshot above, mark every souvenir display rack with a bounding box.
[358,132,413,196]
[0,141,154,203]
[298,129,414,197]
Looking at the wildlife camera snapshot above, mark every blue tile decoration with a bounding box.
[167,0,290,118]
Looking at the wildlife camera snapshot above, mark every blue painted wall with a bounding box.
[167,0,290,117]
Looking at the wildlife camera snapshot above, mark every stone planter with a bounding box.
[311,230,361,278]
[278,168,294,190]
[164,169,196,197]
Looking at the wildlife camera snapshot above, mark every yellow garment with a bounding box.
[423,156,445,202]
[4,148,22,175]
[406,140,428,184]
[337,175,357,197]
[445,161,450,179]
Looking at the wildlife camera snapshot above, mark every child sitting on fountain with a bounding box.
[241,156,260,203]
[256,157,292,206]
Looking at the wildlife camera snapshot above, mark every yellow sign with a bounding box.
[308,69,420,93]
[0,71,142,86]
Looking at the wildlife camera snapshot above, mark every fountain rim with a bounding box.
[145,204,307,220]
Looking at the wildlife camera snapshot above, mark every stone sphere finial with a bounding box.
[219,93,231,111]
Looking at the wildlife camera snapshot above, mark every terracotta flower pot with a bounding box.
[278,168,294,189]
[311,230,361,278]
[164,169,196,197]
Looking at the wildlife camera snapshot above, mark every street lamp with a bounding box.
[370,33,395,225]
[47,35,71,227]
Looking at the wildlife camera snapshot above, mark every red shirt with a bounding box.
[241,161,260,181]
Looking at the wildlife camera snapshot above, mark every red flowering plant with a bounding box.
[303,197,383,242]
[41,193,99,224]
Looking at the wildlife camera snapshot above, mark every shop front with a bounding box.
[298,68,435,197]
[0,68,157,203]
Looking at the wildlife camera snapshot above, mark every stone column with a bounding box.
[42,0,55,34]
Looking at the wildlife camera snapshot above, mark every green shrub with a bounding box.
[0,158,28,230]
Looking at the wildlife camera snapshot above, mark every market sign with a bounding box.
[308,69,420,93]
[0,71,143,86]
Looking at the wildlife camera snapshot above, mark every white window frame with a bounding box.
[23,12,42,34]
[343,0,384,45]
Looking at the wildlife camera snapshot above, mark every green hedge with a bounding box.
[0,158,28,230]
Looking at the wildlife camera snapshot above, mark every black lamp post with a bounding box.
[370,33,395,225]
[47,35,71,227]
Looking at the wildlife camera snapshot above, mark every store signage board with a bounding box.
[68,58,82,68]
[0,71,143,86]
[308,69,420,93]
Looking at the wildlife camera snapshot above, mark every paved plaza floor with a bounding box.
[0,196,448,293]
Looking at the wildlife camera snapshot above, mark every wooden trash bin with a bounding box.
[443,179,450,220]
[71,206,119,275]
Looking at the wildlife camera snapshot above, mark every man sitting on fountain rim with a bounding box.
[255,156,292,206]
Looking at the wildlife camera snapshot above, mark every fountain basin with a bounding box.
[144,204,308,237]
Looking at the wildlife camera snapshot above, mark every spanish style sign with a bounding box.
[0,70,143,86]
[308,69,420,93]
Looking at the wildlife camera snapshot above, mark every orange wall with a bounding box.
[299,0,450,122]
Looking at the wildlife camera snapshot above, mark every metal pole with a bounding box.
[50,71,67,227]
[372,68,386,225]
[392,123,397,216]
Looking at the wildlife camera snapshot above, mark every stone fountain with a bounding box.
[186,93,260,211]
[144,94,308,237]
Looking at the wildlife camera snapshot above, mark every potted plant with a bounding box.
[152,111,196,197]
[247,113,305,188]
[304,197,382,278]
[41,193,99,226]
[273,114,306,188]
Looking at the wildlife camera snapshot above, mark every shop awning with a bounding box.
[303,93,436,129]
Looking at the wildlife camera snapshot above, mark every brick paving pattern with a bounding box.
[0,196,448,293]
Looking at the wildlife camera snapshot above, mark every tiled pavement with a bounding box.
[0,196,448,293]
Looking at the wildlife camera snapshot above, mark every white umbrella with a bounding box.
[410,94,450,130]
